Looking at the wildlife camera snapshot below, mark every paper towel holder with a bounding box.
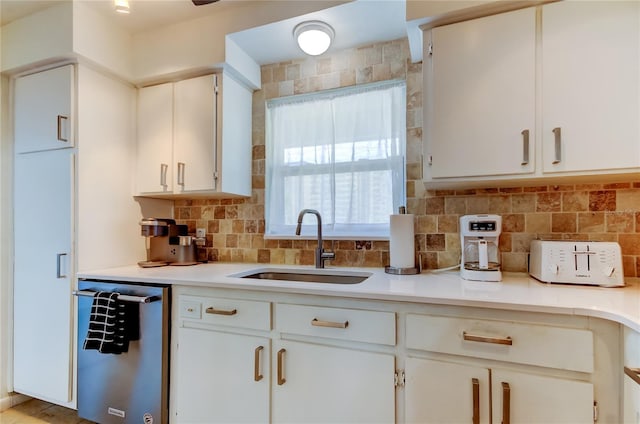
[385,264,420,275]
[385,206,420,275]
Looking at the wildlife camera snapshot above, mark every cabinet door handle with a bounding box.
[472,378,480,424]
[552,127,562,164]
[311,318,349,329]
[57,115,68,142]
[205,307,237,316]
[160,163,168,188]
[463,331,512,346]
[56,253,67,279]
[625,366,640,386]
[277,348,286,385]
[254,346,264,382]
[502,382,511,424]
[520,129,529,165]
[177,162,185,187]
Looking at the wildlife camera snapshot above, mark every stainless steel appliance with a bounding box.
[139,218,197,267]
[529,240,624,287]
[75,279,170,424]
[460,214,502,282]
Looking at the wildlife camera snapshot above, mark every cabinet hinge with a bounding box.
[394,369,405,387]
[428,155,433,166]
[593,401,598,422]
[428,43,433,56]
[213,74,219,94]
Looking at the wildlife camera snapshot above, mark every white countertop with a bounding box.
[77,263,640,332]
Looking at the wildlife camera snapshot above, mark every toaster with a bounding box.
[529,240,624,287]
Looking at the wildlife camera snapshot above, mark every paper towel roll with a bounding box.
[389,214,415,269]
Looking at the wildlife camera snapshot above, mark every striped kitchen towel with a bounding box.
[83,291,134,354]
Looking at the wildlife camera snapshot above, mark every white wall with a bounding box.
[72,2,133,81]
[0,2,74,74]
[0,72,10,410]
[131,0,345,85]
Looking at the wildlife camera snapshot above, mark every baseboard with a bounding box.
[0,393,31,412]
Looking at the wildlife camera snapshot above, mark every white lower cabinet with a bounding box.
[172,288,622,423]
[172,292,396,423]
[174,328,270,423]
[405,358,593,424]
[272,340,395,423]
[624,328,640,424]
[405,313,596,423]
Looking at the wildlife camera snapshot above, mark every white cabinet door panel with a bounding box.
[13,149,73,403]
[492,369,593,423]
[405,357,490,424]
[174,328,270,423]
[273,340,395,423]
[542,1,640,173]
[14,65,74,153]
[136,82,173,194]
[625,372,640,424]
[429,7,535,178]
[174,74,217,193]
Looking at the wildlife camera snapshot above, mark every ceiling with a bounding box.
[1,0,409,66]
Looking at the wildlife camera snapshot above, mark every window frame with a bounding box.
[265,80,407,241]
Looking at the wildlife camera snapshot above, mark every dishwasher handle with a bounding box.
[73,290,159,304]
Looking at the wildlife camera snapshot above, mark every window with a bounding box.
[265,80,406,240]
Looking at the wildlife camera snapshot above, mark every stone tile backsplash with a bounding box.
[176,37,640,278]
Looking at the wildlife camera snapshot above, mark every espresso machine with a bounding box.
[139,218,198,267]
[460,214,502,282]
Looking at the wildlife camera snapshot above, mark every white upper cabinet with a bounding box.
[174,75,218,193]
[136,82,174,194]
[14,64,74,153]
[135,72,252,198]
[427,7,536,179]
[541,1,640,174]
[423,2,640,187]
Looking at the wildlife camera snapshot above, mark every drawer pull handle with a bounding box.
[463,331,512,346]
[254,346,264,382]
[160,163,168,189]
[502,382,511,424]
[311,318,349,329]
[625,366,640,386]
[177,162,185,187]
[205,307,237,316]
[56,253,67,279]
[277,348,286,386]
[552,127,562,164]
[57,115,69,142]
[472,378,480,424]
[521,129,529,165]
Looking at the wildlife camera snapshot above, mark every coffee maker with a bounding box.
[460,214,502,282]
[138,218,198,267]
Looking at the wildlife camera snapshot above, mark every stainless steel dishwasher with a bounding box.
[75,279,170,424]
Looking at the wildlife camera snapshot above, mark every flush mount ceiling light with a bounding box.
[114,0,130,14]
[293,21,334,56]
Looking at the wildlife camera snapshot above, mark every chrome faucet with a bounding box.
[295,209,335,268]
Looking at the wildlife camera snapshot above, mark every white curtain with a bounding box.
[265,80,406,239]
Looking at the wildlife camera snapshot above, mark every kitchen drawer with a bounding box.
[406,314,593,373]
[179,295,271,331]
[275,303,395,346]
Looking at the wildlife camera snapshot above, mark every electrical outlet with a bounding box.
[196,228,206,238]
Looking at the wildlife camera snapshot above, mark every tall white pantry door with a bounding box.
[13,149,74,404]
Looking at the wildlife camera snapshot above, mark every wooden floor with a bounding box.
[0,399,94,424]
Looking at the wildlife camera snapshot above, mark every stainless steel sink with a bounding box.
[232,268,371,284]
